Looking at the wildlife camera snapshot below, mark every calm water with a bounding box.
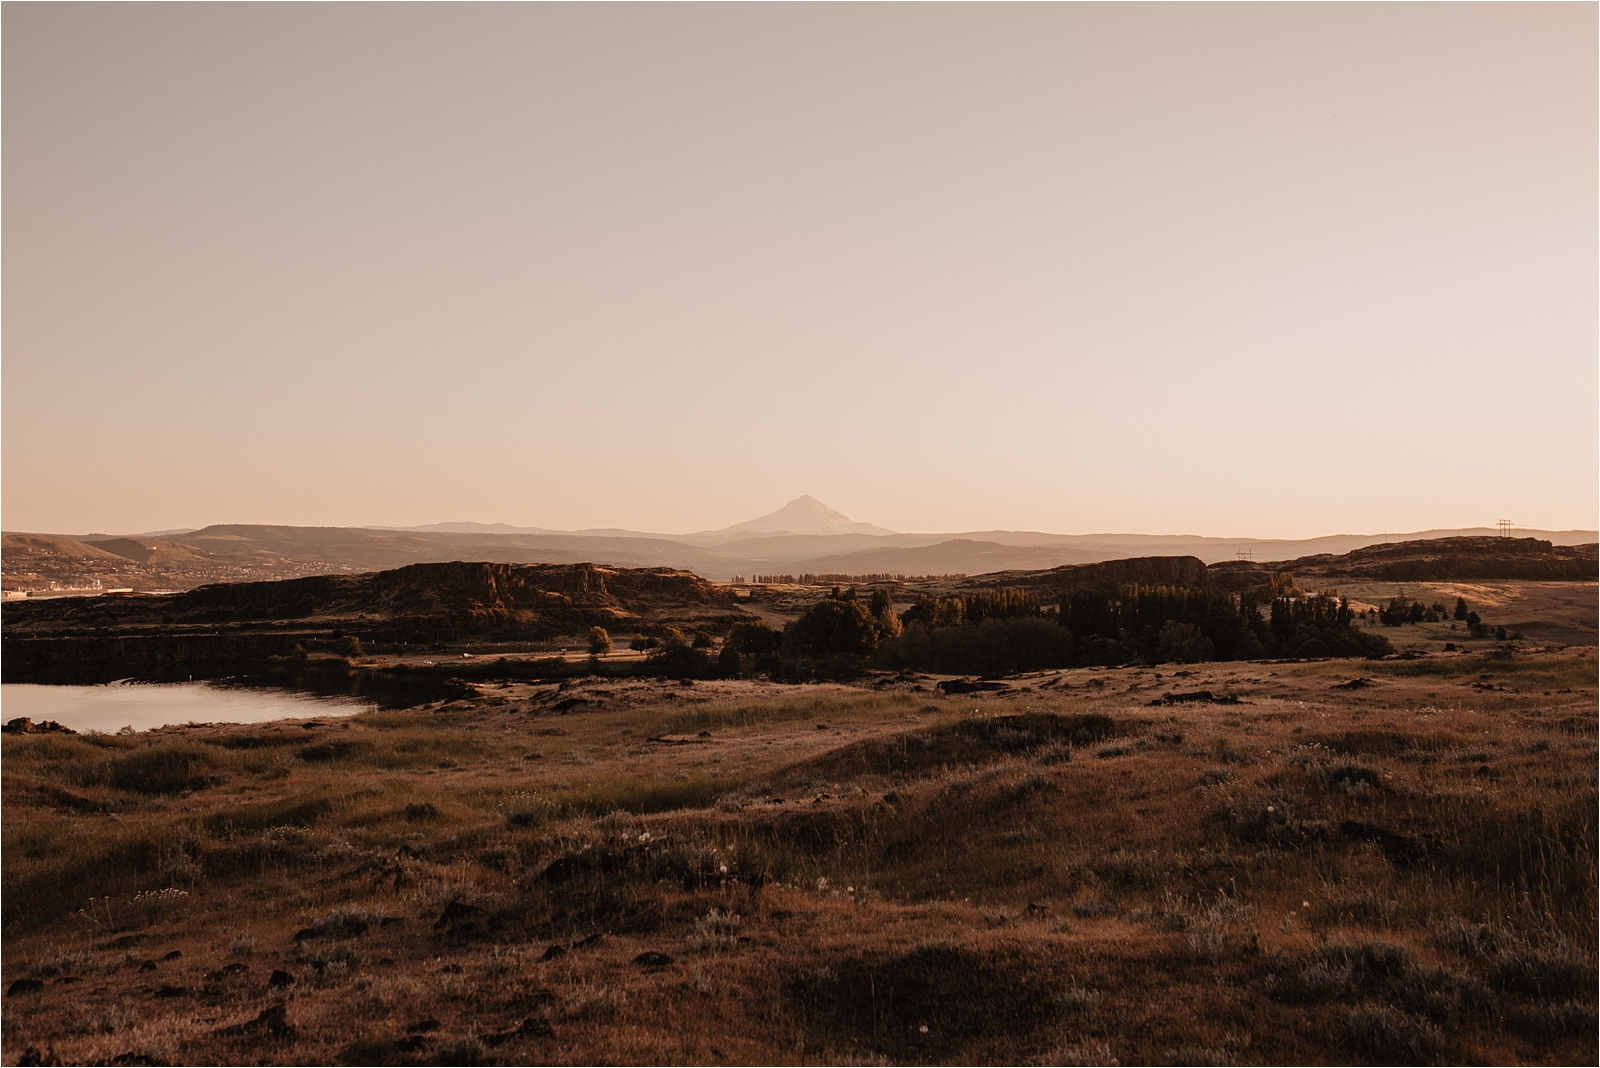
[1,680,374,734]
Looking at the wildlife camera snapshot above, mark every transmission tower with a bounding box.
[1497,519,1513,538]
[1235,549,1253,562]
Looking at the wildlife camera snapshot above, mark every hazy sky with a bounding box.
[5,4,1595,538]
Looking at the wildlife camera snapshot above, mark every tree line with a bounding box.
[626,574,1412,680]
[1059,582,1391,663]
[611,572,1526,681]
[743,573,967,586]
[783,579,1391,676]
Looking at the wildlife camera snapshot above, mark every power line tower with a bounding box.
[1235,549,1253,562]
[1497,519,1513,538]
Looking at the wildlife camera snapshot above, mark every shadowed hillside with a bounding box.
[2,563,749,682]
[5,561,737,638]
[6,510,1596,593]
[955,555,1213,596]
[1208,537,1597,592]
[952,538,1595,599]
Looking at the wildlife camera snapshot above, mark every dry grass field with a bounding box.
[1338,581,1598,649]
[3,647,1595,1065]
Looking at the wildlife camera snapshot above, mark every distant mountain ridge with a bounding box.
[688,495,899,541]
[362,496,1597,560]
[3,496,1594,592]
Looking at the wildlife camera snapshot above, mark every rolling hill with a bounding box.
[4,497,1594,592]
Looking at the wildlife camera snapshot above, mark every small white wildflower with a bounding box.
[719,863,728,874]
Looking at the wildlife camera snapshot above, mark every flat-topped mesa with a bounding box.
[0,559,736,642]
[956,555,1211,596]
[1208,536,1598,592]
[1048,555,1212,592]
[943,536,1597,600]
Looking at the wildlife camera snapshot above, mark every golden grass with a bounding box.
[2,649,1595,1065]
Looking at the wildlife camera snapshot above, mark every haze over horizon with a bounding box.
[5,5,1595,540]
[24,493,1598,548]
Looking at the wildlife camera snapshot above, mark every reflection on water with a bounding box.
[0,681,373,734]
[232,660,465,709]
[2,658,467,730]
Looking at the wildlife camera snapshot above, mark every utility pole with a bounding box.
[1497,519,1513,538]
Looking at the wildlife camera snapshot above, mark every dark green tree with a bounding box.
[963,588,1040,625]
[1059,591,1118,641]
[646,639,715,679]
[783,594,880,658]
[727,621,782,657]
[869,589,902,639]
[877,617,1073,675]
[1155,621,1213,664]
[901,595,965,629]
[1380,596,1410,626]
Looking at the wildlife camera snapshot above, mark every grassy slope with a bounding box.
[2,650,1595,1066]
